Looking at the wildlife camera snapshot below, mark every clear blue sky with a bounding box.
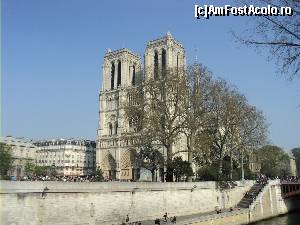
[2,0,299,150]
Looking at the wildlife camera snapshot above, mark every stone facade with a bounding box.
[96,32,188,181]
[248,153,261,174]
[34,139,96,176]
[0,136,36,178]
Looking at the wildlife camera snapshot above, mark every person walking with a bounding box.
[171,216,176,224]
[163,212,168,222]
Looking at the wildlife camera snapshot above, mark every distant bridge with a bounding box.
[281,181,300,198]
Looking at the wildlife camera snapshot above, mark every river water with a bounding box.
[251,211,300,225]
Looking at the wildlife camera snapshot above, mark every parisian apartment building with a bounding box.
[34,139,96,176]
[1,136,37,177]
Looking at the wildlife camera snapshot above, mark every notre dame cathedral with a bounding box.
[96,32,188,181]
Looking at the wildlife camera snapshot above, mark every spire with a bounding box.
[166,31,172,38]
[194,45,198,63]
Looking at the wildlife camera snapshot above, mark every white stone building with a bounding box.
[1,136,36,178]
[96,32,188,181]
[288,153,297,176]
[34,139,96,176]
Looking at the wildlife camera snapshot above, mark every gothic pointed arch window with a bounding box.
[115,122,118,135]
[111,62,115,90]
[162,49,166,77]
[177,54,179,73]
[108,123,113,136]
[117,60,121,87]
[132,65,136,86]
[154,51,158,80]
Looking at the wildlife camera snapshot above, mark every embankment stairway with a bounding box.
[237,182,266,208]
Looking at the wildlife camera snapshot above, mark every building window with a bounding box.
[154,51,158,80]
[109,123,113,136]
[177,54,179,73]
[111,62,115,90]
[117,60,121,87]
[115,122,118,135]
[132,65,136,86]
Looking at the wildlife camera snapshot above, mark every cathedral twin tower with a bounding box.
[96,32,186,181]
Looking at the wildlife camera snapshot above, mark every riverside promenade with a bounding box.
[139,208,248,225]
[1,180,300,225]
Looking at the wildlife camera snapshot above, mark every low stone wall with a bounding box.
[0,181,253,225]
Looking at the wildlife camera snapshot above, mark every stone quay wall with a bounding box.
[188,180,300,225]
[0,181,254,225]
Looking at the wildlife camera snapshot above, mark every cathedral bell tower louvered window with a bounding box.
[132,65,136,86]
[111,62,115,90]
[162,49,166,77]
[154,51,158,80]
[117,60,121,87]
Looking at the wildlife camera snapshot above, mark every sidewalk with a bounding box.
[127,208,248,225]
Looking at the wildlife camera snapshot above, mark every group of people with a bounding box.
[154,212,176,224]
[256,174,269,185]
[120,212,176,225]
[255,174,300,184]
[280,176,300,183]
[14,175,100,182]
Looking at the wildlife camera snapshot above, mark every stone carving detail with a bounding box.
[120,148,137,169]
[101,150,116,170]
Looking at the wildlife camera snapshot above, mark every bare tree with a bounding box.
[124,64,268,182]
[235,0,300,79]
[124,67,188,182]
[226,92,268,180]
[182,63,214,164]
[204,79,238,179]
[193,79,268,180]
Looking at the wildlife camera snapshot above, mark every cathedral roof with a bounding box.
[146,32,183,49]
[104,48,140,60]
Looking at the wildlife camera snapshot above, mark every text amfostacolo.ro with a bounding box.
[194,4,293,19]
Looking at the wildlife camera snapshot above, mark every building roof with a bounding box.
[104,48,140,60]
[146,32,183,49]
[34,138,96,148]
[0,136,36,149]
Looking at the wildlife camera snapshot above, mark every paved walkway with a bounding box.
[126,208,248,225]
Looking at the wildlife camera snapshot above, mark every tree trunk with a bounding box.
[241,150,245,181]
[166,160,173,182]
[230,150,233,180]
[187,135,194,163]
[187,135,194,182]
[165,144,173,182]
[218,152,223,181]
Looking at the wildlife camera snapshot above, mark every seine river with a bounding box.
[251,211,300,225]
